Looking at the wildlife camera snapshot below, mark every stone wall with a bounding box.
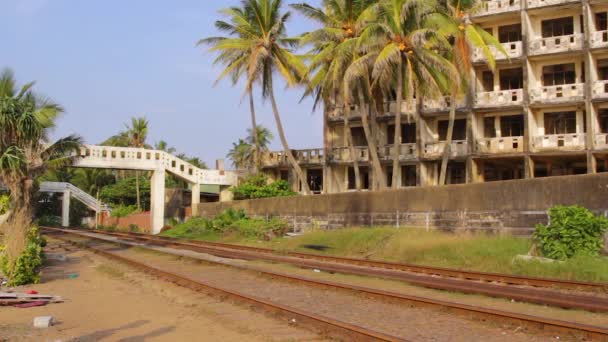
[197,173,608,235]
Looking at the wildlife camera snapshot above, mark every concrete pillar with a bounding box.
[61,190,70,228]
[150,168,166,235]
[219,186,233,202]
[525,156,535,179]
[191,183,200,217]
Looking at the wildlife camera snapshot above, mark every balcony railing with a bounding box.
[534,133,586,151]
[380,144,418,161]
[473,41,522,63]
[591,30,608,49]
[593,80,608,100]
[295,149,324,165]
[475,89,523,108]
[477,136,524,154]
[474,0,520,16]
[331,147,370,163]
[527,0,579,8]
[423,141,468,158]
[381,99,417,116]
[529,83,584,104]
[596,134,608,150]
[328,105,364,120]
[262,149,324,167]
[422,96,466,112]
[529,34,583,56]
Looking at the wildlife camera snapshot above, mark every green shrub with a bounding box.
[0,226,45,286]
[534,206,608,260]
[0,195,9,215]
[128,224,140,233]
[161,209,288,240]
[37,215,62,227]
[231,174,296,200]
[111,204,140,218]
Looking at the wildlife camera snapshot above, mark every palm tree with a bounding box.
[227,139,253,169]
[292,0,385,191]
[429,0,506,185]
[124,117,149,210]
[199,5,263,174]
[247,125,274,170]
[0,68,81,273]
[206,0,311,194]
[358,0,456,188]
[155,140,176,154]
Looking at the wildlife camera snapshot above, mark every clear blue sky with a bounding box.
[0,0,323,168]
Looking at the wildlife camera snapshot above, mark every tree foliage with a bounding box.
[231,174,296,200]
[534,206,608,260]
[100,176,151,210]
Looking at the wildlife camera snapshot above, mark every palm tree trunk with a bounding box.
[267,78,311,195]
[439,92,457,186]
[135,171,141,210]
[3,177,34,269]
[357,86,384,190]
[344,102,362,191]
[392,61,403,189]
[248,88,260,173]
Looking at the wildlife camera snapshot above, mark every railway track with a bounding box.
[42,227,608,313]
[47,228,608,341]
[58,227,608,292]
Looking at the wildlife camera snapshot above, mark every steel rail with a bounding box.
[70,228,607,292]
[43,227,608,313]
[48,234,406,342]
[49,230,608,341]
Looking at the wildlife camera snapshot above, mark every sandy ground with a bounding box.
[0,240,323,342]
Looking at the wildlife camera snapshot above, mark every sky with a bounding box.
[0,0,323,167]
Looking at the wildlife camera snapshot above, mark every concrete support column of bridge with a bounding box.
[191,183,200,217]
[150,168,166,234]
[61,190,71,228]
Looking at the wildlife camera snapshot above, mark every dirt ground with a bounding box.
[0,239,323,342]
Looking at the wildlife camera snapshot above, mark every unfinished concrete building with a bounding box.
[262,0,608,194]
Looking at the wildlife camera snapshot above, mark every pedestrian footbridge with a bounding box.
[70,145,239,234]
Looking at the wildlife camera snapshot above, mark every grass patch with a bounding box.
[169,226,608,283]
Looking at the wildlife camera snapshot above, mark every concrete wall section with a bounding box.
[197,173,608,234]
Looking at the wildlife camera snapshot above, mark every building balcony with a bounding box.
[529,83,584,105]
[477,136,524,154]
[527,0,579,9]
[473,41,522,63]
[328,105,364,121]
[474,0,520,17]
[422,96,466,112]
[330,147,370,163]
[593,80,608,100]
[475,89,523,108]
[591,30,608,49]
[261,151,288,167]
[379,144,418,161]
[528,34,583,56]
[423,141,468,158]
[533,133,586,151]
[596,133,608,150]
[294,149,324,165]
[381,99,417,117]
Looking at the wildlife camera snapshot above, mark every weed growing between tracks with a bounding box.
[163,226,608,283]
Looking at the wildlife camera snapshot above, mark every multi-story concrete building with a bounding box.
[262,0,608,194]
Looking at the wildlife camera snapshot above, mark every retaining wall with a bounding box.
[197,173,608,235]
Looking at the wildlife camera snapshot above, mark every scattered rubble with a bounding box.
[0,292,63,307]
[33,316,54,328]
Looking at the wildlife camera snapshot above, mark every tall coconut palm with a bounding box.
[227,139,253,169]
[207,0,311,193]
[0,68,81,275]
[124,117,149,210]
[155,140,176,154]
[358,0,456,188]
[429,0,507,185]
[292,0,386,191]
[198,5,262,174]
